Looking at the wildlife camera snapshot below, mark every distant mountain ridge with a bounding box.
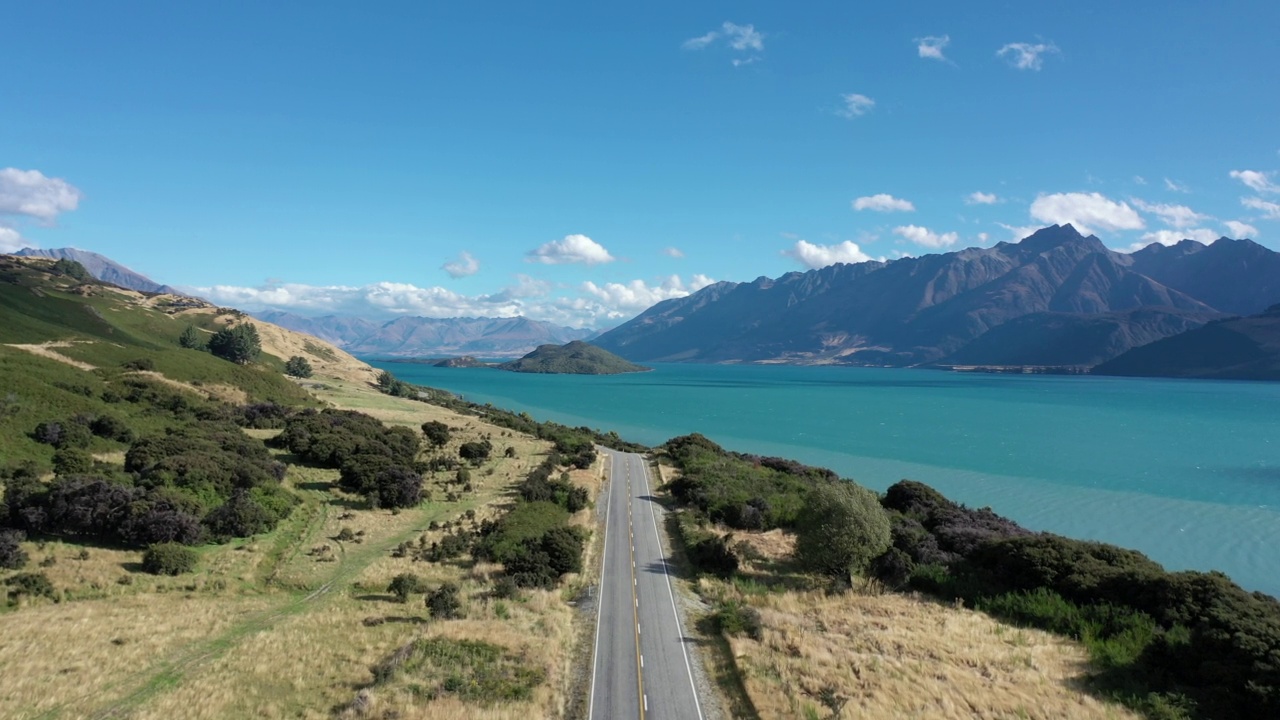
[13,247,182,295]
[498,340,649,374]
[255,311,594,358]
[594,225,1280,369]
[1093,304,1280,380]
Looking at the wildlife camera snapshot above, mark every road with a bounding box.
[589,448,704,720]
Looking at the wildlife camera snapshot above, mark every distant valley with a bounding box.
[254,311,595,359]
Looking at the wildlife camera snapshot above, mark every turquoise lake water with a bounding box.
[369,361,1280,597]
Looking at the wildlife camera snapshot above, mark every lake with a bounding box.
[369,361,1280,597]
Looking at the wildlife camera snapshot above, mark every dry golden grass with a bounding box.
[3,340,98,370]
[692,527,1140,720]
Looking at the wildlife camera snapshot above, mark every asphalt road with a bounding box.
[589,448,704,720]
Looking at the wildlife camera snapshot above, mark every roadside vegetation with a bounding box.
[658,433,1280,720]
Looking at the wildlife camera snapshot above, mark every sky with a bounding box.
[3,1,1279,329]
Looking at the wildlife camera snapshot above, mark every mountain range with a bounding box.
[594,225,1280,369]
[13,247,182,295]
[1094,304,1280,380]
[254,311,594,358]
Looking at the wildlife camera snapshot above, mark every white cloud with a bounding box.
[441,251,479,278]
[837,93,876,118]
[1224,220,1259,238]
[0,226,25,253]
[683,22,763,64]
[997,41,1060,70]
[1131,199,1210,229]
[998,223,1043,242]
[977,232,991,244]
[893,225,959,249]
[1135,228,1220,248]
[581,274,716,314]
[526,234,615,265]
[1243,196,1280,220]
[682,31,719,50]
[1230,169,1280,194]
[1163,178,1189,193]
[853,193,914,212]
[193,272,717,329]
[1133,176,1148,186]
[965,191,999,205]
[783,240,873,269]
[0,168,83,222]
[722,22,764,51]
[916,35,950,61]
[662,247,684,258]
[1029,192,1145,235]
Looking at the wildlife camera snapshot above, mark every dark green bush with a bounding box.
[6,571,56,603]
[52,447,95,475]
[713,599,763,640]
[0,529,28,569]
[388,572,427,602]
[142,542,198,575]
[426,582,463,619]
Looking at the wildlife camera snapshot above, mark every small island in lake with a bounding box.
[498,340,650,375]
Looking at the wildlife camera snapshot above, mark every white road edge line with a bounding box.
[639,456,707,720]
[586,451,614,720]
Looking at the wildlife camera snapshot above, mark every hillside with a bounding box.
[498,341,650,374]
[256,310,594,358]
[1093,304,1280,380]
[594,226,1278,369]
[14,246,183,295]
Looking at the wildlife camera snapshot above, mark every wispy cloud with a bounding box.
[683,21,763,65]
[1131,199,1210,229]
[1134,228,1220,249]
[441,251,480,278]
[836,93,876,118]
[662,247,684,258]
[1164,178,1190,193]
[893,225,959,249]
[1230,169,1280,194]
[1224,220,1259,238]
[1133,176,1148,186]
[526,234,615,265]
[1029,192,1145,235]
[853,193,914,212]
[965,191,1000,205]
[1243,196,1280,220]
[915,35,951,62]
[997,41,1060,70]
[783,239,873,269]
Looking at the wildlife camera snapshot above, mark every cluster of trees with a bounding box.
[273,409,425,508]
[664,433,826,530]
[3,422,297,555]
[473,454,588,588]
[207,324,261,365]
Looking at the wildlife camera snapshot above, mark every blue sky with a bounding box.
[3,1,1278,328]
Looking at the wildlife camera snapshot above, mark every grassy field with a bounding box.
[0,373,600,719]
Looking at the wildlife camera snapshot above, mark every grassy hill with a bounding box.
[498,340,649,374]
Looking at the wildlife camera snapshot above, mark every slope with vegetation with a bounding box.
[1093,303,1280,380]
[658,434,1280,720]
[0,254,615,719]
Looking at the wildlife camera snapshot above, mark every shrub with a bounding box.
[142,542,198,575]
[421,420,451,448]
[387,573,426,602]
[459,440,492,465]
[793,481,891,579]
[6,572,55,603]
[32,419,92,449]
[122,357,156,371]
[0,529,29,570]
[284,356,314,378]
[426,582,463,619]
[52,447,95,475]
[713,599,763,640]
[687,534,739,577]
[208,323,261,365]
[203,489,277,540]
[89,413,135,443]
[179,324,202,349]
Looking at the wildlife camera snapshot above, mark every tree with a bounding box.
[793,481,891,579]
[179,324,202,349]
[421,420,451,449]
[284,355,314,378]
[425,582,463,619]
[51,258,92,282]
[458,440,492,465]
[208,324,261,365]
[0,530,28,570]
[387,573,426,603]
